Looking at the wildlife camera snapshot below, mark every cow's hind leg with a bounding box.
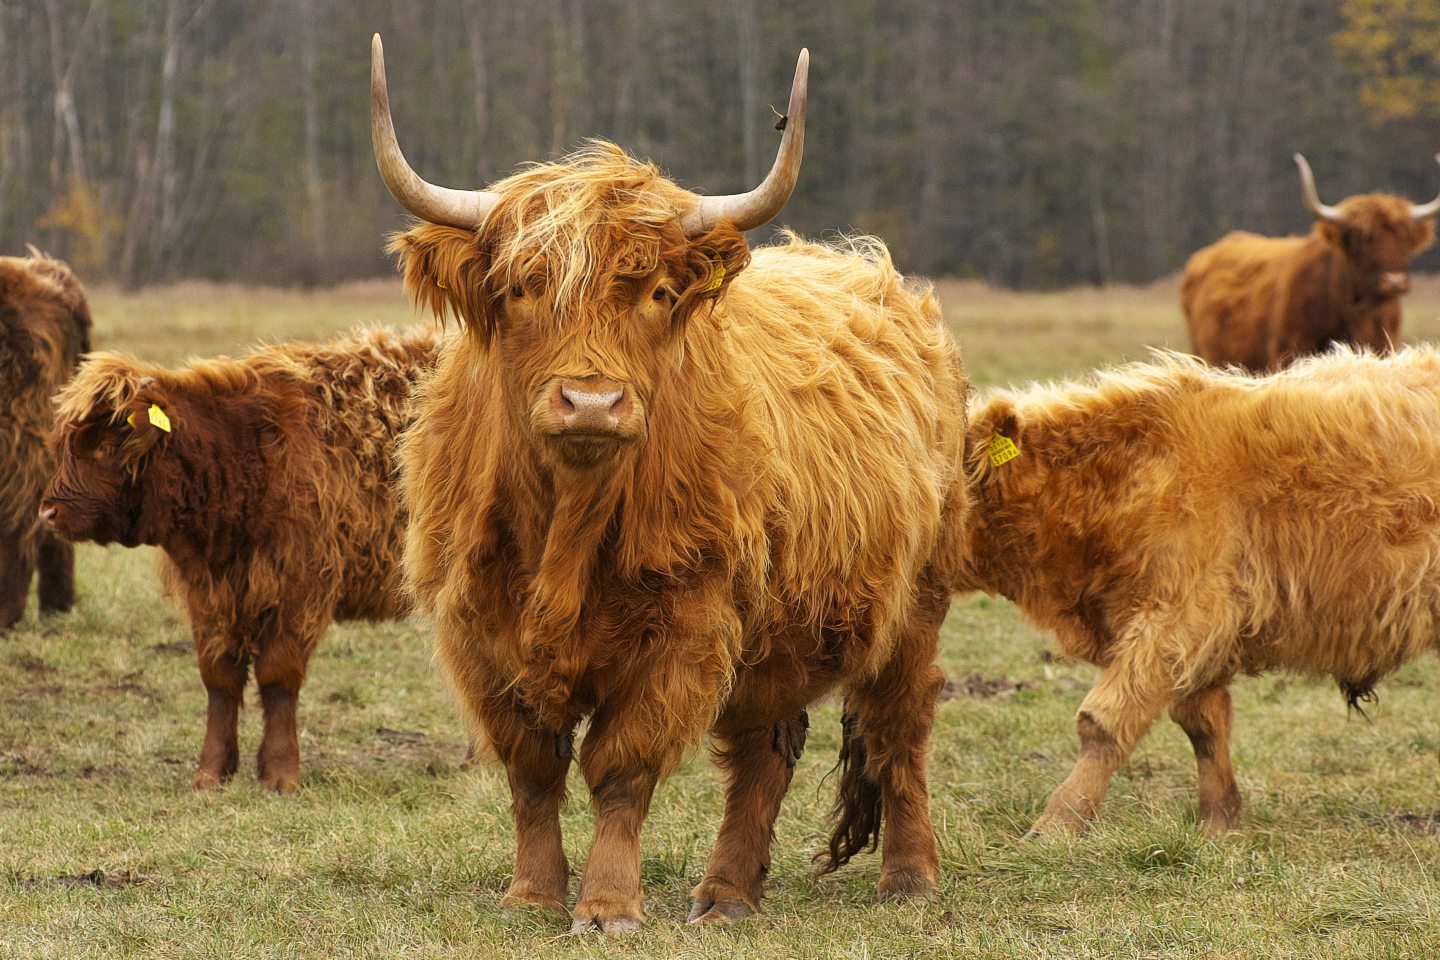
[194,644,248,789]
[688,712,808,923]
[254,631,312,794]
[35,528,75,614]
[824,583,948,902]
[1029,640,1178,835]
[1169,684,1242,833]
[0,533,34,632]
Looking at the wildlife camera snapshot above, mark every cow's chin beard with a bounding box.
[544,432,637,471]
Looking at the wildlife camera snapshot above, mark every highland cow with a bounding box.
[0,248,91,632]
[42,326,441,792]
[1183,153,1440,372]
[958,348,1440,835]
[372,36,969,931]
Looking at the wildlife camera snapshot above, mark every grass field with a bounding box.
[5,275,1440,958]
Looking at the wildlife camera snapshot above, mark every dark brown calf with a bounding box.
[0,249,90,632]
[42,326,440,792]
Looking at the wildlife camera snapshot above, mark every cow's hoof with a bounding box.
[191,770,227,790]
[877,869,937,903]
[686,898,756,923]
[259,772,298,794]
[500,891,569,919]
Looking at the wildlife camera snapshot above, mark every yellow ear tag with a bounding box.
[146,404,172,433]
[702,263,726,293]
[988,432,1019,466]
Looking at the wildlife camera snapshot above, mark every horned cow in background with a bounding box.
[0,249,91,632]
[1183,154,1440,371]
[372,35,969,932]
[42,326,442,792]
[958,348,1440,835]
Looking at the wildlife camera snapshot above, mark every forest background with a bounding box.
[2,0,1438,290]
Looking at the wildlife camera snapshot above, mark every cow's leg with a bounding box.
[1029,645,1177,834]
[484,691,574,917]
[1169,684,1242,833]
[194,644,249,789]
[687,711,808,923]
[571,594,737,934]
[36,527,75,614]
[834,588,948,903]
[253,631,312,794]
[0,533,34,632]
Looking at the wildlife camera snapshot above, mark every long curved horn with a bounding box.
[1410,153,1440,220]
[371,34,500,229]
[681,49,809,236]
[1294,153,1342,222]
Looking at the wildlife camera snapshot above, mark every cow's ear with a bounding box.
[389,224,493,341]
[678,224,752,311]
[116,377,174,470]
[1318,219,1359,254]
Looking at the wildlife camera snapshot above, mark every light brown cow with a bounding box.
[1183,154,1440,371]
[372,36,969,932]
[957,348,1440,834]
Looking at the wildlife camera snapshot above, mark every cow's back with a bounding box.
[1182,231,1310,371]
[267,326,442,622]
[714,236,968,660]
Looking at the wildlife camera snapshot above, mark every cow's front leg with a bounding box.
[479,690,575,917]
[1169,684,1242,832]
[571,591,738,934]
[687,712,808,923]
[0,532,34,632]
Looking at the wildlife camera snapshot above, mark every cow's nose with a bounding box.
[551,380,631,432]
[1381,271,1410,295]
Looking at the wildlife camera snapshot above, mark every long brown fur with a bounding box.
[43,326,442,792]
[958,347,1440,834]
[1183,194,1435,372]
[392,143,969,929]
[0,248,91,631]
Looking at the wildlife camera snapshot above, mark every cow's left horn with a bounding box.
[1294,154,1342,223]
[371,34,500,229]
[1410,154,1440,220]
[681,49,809,236]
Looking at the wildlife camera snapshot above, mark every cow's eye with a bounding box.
[653,285,673,303]
[509,284,525,299]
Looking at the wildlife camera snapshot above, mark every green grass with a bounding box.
[5,277,1440,957]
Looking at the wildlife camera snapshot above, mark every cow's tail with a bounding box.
[818,702,882,874]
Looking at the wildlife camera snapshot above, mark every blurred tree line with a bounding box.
[2,0,1439,289]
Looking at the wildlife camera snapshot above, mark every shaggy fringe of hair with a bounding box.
[819,707,882,874]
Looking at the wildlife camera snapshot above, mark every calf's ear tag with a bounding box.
[703,263,726,293]
[129,404,172,433]
[988,432,1019,466]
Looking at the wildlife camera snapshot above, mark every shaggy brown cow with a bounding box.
[371,36,969,932]
[1,248,91,632]
[41,326,441,792]
[1183,153,1440,371]
[957,347,1440,835]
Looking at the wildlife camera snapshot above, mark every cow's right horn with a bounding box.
[681,49,809,236]
[371,34,500,229]
[1410,154,1440,220]
[1294,154,1343,223]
